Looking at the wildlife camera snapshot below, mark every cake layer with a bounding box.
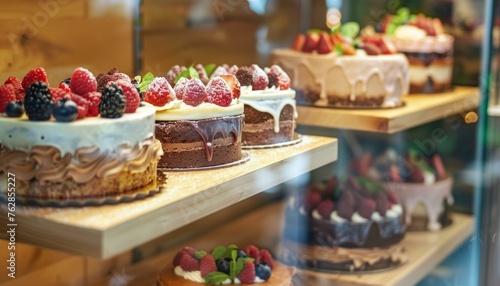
[391,34,454,54]
[271,49,409,107]
[155,115,243,169]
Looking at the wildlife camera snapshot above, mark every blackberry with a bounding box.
[24,82,53,121]
[99,83,126,118]
[235,67,252,86]
[131,79,143,101]
[61,77,71,85]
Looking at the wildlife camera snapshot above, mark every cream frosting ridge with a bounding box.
[151,100,244,121]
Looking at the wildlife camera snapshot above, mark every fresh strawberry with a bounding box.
[179,253,199,272]
[237,261,255,284]
[409,166,425,183]
[70,67,97,96]
[22,67,49,90]
[206,77,232,107]
[380,37,397,55]
[249,64,269,91]
[195,64,209,85]
[69,93,89,119]
[173,77,189,100]
[200,254,217,277]
[317,32,333,54]
[4,77,24,100]
[219,74,241,98]
[306,191,322,211]
[246,245,260,263]
[317,200,335,219]
[210,66,230,79]
[49,87,71,103]
[166,65,187,87]
[144,77,175,107]
[84,91,102,117]
[358,198,376,219]
[302,33,320,53]
[259,250,274,269]
[432,154,447,180]
[112,80,140,113]
[362,36,383,47]
[266,65,290,90]
[416,14,427,31]
[182,78,207,106]
[291,34,306,51]
[0,84,16,113]
[361,42,382,55]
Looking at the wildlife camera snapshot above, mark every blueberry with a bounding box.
[216,258,232,275]
[255,262,271,280]
[5,101,24,118]
[53,99,78,122]
[236,249,247,259]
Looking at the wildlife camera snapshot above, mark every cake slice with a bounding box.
[157,245,295,285]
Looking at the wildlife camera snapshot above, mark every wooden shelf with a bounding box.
[296,86,479,134]
[91,201,473,286]
[0,135,337,259]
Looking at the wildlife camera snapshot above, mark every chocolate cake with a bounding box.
[281,176,407,272]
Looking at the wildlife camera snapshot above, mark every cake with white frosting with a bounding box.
[143,68,244,169]
[157,244,295,286]
[281,176,407,272]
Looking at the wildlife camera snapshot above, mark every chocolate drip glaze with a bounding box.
[180,116,242,162]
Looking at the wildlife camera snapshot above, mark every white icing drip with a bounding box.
[330,211,346,223]
[254,276,265,283]
[391,204,403,215]
[386,209,398,218]
[371,212,383,222]
[240,95,297,133]
[423,171,436,185]
[0,105,156,155]
[174,266,205,283]
[234,278,241,284]
[351,212,369,223]
[222,278,232,284]
[312,209,322,220]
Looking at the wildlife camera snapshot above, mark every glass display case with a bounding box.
[0,1,496,285]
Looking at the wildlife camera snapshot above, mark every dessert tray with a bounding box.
[243,134,303,150]
[161,152,251,172]
[298,99,406,110]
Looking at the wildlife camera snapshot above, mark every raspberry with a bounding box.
[166,65,186,86]
[84,92,102,117]
[58,82,72,93]
[69,93,89,119]
[4,77,25,100]
[111,80,140,113]
[210,66,229,79]
[358,198,376,219]
[227,65,239,75]
[337,191,356,219]
[179,253,199,272]
[206,77,232,107]
[0,84,17,113]
[194,64,209,85]
[49,87,71,103]
[96,68,131,93]
[249,64,269,90]
[99,84,126,118]
[144,77,175,107]
[70,67,97,96]
[317,200,335,219]
[245,245,260,263]
[173,77,189,100]
[199,254,217,277]
[235,67,252,87]
[306,191,322,211]
[237,262,255,284]
[267,65,291,90]
[172,247,196,267]
[183,78,207,107]
[181,246,196,257]
[219,74,241,99]
[22,67,48,90]
[259,250,274,269]
[24,82,53,121]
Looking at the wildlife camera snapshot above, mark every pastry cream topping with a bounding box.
[151,100,244,121]
[174,266,205,283]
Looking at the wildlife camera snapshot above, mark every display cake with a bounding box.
[142,66,244,169]
[281,176,407,272]
[0,67,163,200]
[380,8,454,93]
[157,244,295,285]
[351,148,454,231]
[272,16,409,108]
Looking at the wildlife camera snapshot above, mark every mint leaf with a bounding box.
[205,272,230,285]
[204,64,216,77]
[334,43,343,55]
[224,244,238,257]
[139,80,153,93]
[134,75,141,83]
[340,22,360,39]
[195,250,207,259]
[229,250,237,279]
[397,7,410,21]
[143,72,155,82]
[174,69,190,84]
[188,66,199,79]
[211,246,227,261]
[386,22,398,35]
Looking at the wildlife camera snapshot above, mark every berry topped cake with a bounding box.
[272,12,409,108]
[142,66,244,169]
[210,64,297,146]
[379,8,454,93]
[351,149,453,231]
[0,67,163,200]
[157,244,295,285]
[281,176,407,272]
